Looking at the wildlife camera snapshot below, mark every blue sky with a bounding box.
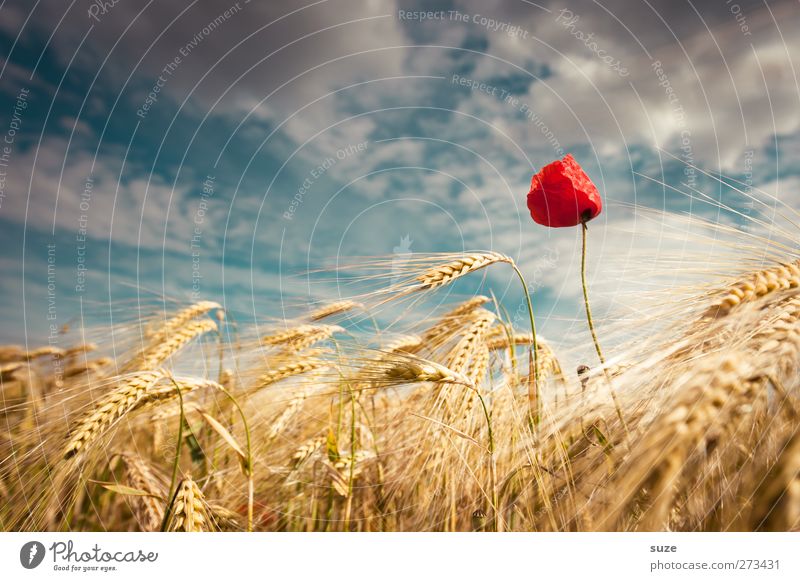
[1,0,798,352]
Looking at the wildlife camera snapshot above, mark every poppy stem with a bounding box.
[580,221,604,365]
[581,221,631,441]
[510,264,539,426]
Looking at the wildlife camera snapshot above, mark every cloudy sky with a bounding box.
[1,0,798,350]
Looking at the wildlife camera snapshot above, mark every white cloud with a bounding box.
[0,136,211,253]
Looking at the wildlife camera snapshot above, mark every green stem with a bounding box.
[344,382,357,531]
[510,264,539,426]
[580,222,630,440]
[215,384,254,532]
[217,322,225,384]
[580,222,604,365]
[161,375,186,532]
[475,392,498,532]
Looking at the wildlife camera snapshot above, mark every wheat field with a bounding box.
[1,235,799,533]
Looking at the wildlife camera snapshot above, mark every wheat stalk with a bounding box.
[262,324,321,346]
[484,331,563,381]
[63,372,217,459]
[267,383,317,441]
[381,335,423,356]
[291,435,326,468]
[151,301,221,338]
[252,359,325,391]
[308,300,362,321]
[415,253,513,290]
[424,296,491,336]
[418,301,490,348]
[0,361,24,380]
[746,297,800,372]
[466,346,490,385]
[485,331,534,350]
[135,319,217,370]
[116,454,166,532]
[282,325,342,351]
[63,357,111,379]
[534,341,564,382]
[444,295,491,317]
[25,346,65,360]
[0,345,25,363]
[208,503,242,531]
[168,477,212,532]
[383,358,471,386]
[749,432,800,531]
[64,343,98,357]
[446,309,495,373]
[598,356,764,530]
[701,261,800,320]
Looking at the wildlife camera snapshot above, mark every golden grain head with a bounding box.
[308,300,362,321]
[138,319,218,369]
[168,477,212,532]
[701,261,800,320]
[416,252,513,290]
[63,372,219,459]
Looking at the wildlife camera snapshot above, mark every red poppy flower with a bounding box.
[526,154,602,227]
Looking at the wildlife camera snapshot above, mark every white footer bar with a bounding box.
[1,532,797,580]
